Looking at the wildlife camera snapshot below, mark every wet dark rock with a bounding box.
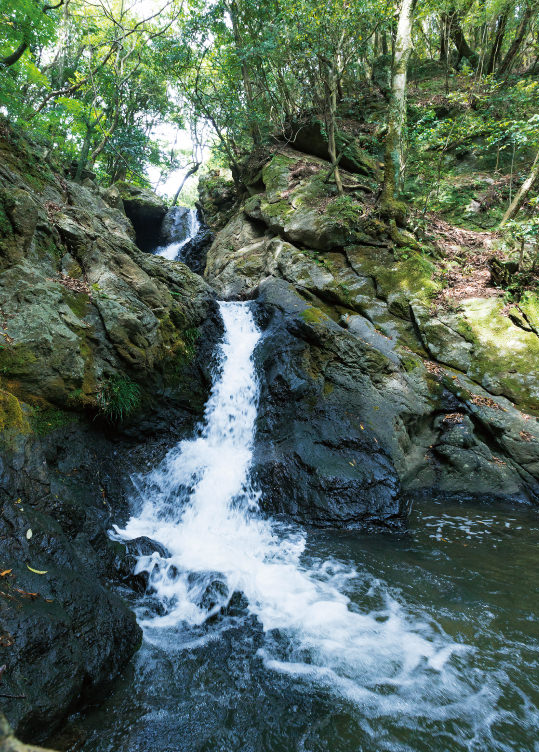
[200,578,230,612]
[253,279,404,530]
[159,206,192,247]
[181,223,214,275]
[0,425,141,743]
[112,536,170,593]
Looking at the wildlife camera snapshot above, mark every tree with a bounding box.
[380,0,415,220]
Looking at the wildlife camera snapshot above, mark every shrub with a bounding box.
[97,374,141,422]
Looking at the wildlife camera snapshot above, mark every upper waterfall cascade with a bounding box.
[155,207,200,262]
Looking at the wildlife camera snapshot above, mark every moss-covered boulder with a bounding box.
[197,169,236,231]
[286,118,381,178]
[244,154,370,251]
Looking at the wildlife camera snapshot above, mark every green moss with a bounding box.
[0,345,37,378]
[401,355,422,372]
[323,381,334,396]
[262,155,294,196]
[30,406,77,436]
[0,388,31,435]
[0,190,14,237]
[325,195,362,228]
[62,289,90,319]
[261,199,294,220]
[520,291,539,332]
[459,297,539,411]
[299,306,327,324]
[37,235,62,262]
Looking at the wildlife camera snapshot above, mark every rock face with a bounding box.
[115,182,168,251]
[197,170,237,231]
[1,711,58,752]
[0,425,140,740]
[0,123,221,740]
[204,148,539,525]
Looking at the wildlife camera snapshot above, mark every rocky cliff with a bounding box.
[0,122,221,741]
[202,146,539,528]
[2,119,539,745]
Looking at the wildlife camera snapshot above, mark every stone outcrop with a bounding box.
[0,122,221,741]
[115,182,168,251]
[204,147,539,525]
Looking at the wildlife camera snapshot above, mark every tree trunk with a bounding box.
[0,41,28,67]
[74,123,94,183]
[326,35,345,195]
[498,4,533,76]
[380,0,415,219]
[499,148,539,226]
[487,11,508,74]
[172,162,201,206]
[443,11,478,67]
[440,15,449,61]
[229,0,261,146]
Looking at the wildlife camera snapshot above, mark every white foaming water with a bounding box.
[115,302,500,740]
[155,208,199,261]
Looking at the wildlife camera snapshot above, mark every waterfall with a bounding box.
[114,301,498,732]
[154,207,200,262]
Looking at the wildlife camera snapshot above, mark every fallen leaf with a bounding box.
[0,570,12,577]
[26,565,47,575]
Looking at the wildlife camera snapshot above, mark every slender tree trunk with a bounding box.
[380,0,415,219]
[229,0,261,146]
[75,123,94,183]
[487,11,508,74]
[499,148,539,226]
[171,162,201,206]
[326,33,345,195]
[498,4,533,76]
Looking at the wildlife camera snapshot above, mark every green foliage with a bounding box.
[97,374,141,423]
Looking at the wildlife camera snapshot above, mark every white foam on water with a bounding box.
[114,301,505,746]
[154,208,199,261]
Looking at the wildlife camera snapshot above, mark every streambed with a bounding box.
[49,303,539,752]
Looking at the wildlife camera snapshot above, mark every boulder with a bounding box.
[285,118,380,178]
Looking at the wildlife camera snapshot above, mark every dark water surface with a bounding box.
[51,498,539,752]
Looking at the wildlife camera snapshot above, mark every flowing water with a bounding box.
[57,302,539,752]
[154,208,200,261]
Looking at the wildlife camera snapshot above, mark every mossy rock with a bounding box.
[346,245,440,313]
[519,291,539,333]
[459,297,539,411]
[0,388,31,435]
[30,406,78,436]
[249,155,365,251]
[299,305,329,325]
